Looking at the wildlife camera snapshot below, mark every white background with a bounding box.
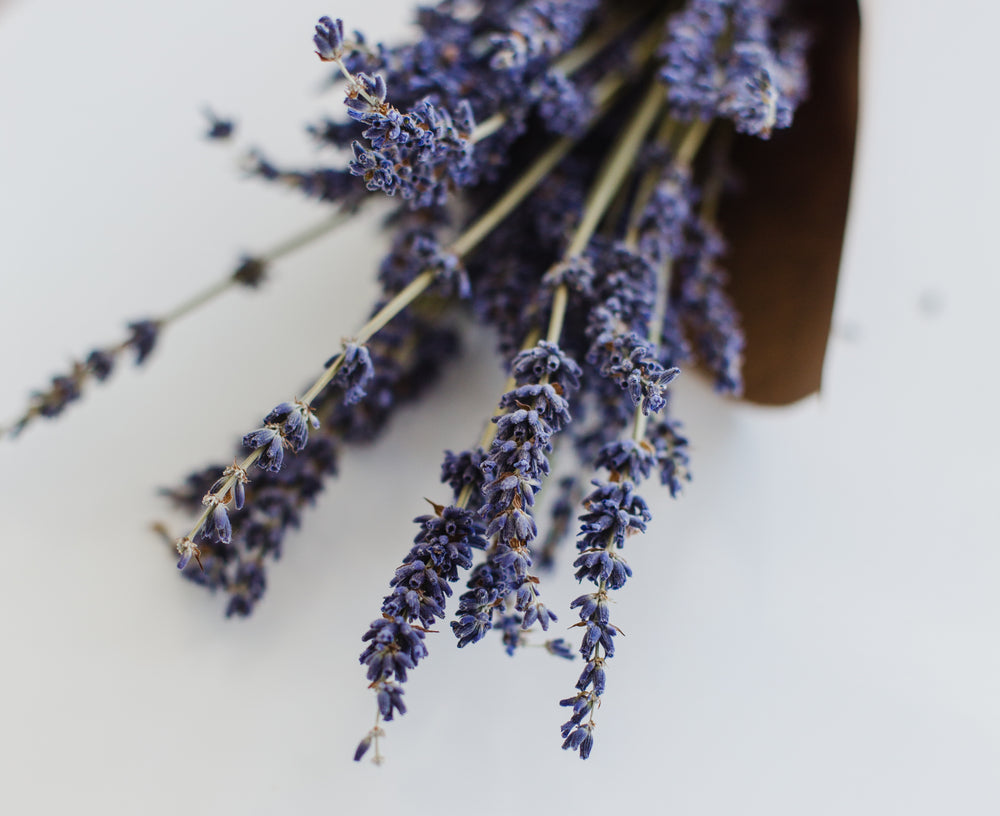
[1,1,998,813]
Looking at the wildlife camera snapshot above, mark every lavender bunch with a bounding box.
[7,0,815,762]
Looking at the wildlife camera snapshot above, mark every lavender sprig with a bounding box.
[164,312,459,614]
[0,210,354,442]
[355,503,486,763]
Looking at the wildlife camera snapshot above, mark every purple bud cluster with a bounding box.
[355,503,486,761]
[587,323,681,416]
[247,152,361,206]
[257,2,616,210]
[202,109,234,140]
[350,98,476,208]
[489,0,600,70]
[675,219,745,395]
[331,342,375,406]
[378,228,468,298]
[440,447,487,510]
[660,0,810,138]
[243,400,321,473]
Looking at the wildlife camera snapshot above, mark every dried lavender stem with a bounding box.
[631,403,651,446]
[648,121,713,345]
[257,207,356,264]
[477,82,673,631]
[547,285,570,345]
[624,115,680,248]
[545,80,668,348]
[675,117,711,167]
[566,81,665,257]
[456,74,672,503]
[469,114,507,143]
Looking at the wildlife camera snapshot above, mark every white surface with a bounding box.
[1,1,998,814]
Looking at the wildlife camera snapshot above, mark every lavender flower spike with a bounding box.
[356,502,486,762]
[452,342,581,647]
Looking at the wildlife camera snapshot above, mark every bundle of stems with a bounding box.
[5,0,812,762]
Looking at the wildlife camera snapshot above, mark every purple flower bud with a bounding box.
[126,320,159,365]
[314,17,345,62]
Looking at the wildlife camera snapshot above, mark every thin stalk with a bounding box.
[565,81,665,257]
[161,210,353,325]
[675,117,711,167]
[2,210,351,441]
[624,115,679,248]
[258,208,356,264]
[699,125,733,224]
[542,78,668,357]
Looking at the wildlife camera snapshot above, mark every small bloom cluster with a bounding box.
[440,447,487,510]
[243,400,321,473]
[379,228,469,298]
[331,342,375,405]
[587,321,681,416]
[637,165,695,265]
[260,3,617,209]
[246,152,361,206]
[202,108,234,140]
[314,16,478,207]
[660,0,810,137]
[347,85,476,207]
[489,0,600,70]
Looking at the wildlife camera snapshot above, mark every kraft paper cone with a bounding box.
[720,0,860,405]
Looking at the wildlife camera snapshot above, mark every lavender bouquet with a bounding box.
[3,0,855,763]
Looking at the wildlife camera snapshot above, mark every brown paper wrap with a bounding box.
[720,0,860,405]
